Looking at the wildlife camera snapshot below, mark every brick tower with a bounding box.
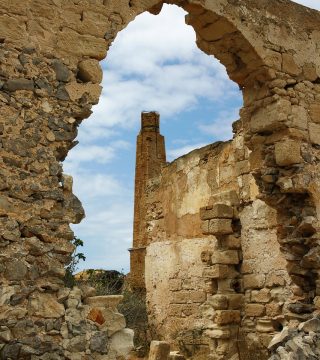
[129,112,166,290]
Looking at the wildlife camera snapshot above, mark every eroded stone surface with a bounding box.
[1,0,320,359]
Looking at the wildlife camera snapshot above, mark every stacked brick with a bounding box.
[200,204,243,360]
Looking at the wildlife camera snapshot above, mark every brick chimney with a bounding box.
[129,111,166,290]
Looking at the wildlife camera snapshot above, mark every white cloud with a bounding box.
[106,5,198,75]
[198,108,240,141]
[167,142,208,160]
[77,4,238,144]
[64,141,131,170]
[73,174,125,200]
[73,202,133,272]
[291,0,320,10]
[67,145,116,164]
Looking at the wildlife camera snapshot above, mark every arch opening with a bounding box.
[67,3,243,275]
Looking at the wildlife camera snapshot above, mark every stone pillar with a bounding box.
[130,112,166,290]
[200,202,243,360]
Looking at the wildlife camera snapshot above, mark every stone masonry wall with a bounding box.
[141,124,292,359]
[0,0,320,359]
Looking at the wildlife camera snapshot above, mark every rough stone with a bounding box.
[275,140,302,166]
[109,329,134,359]
[200,204,234,220]
[245,303,266,317]
[309,122,320,145]
[4,78,34,91]
[243,274,265,289]
[78,59,103,83]
[52,60,71,82]
[211,250,239,265]
[148,341,170,360]
[208,219,233,235]
[90,331,108,353]
[28,293,65,318]
[1,2,320,360]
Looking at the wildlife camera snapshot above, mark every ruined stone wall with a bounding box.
[140,124,292,359]
[0,0,320,359]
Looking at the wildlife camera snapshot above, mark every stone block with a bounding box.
[4,78,34,92]
[52,59,71,82]
[274,140,302,166]
[168,304,198,317]
[78,59,103,84]
[256,319,275,333]
[100,309,126,336]
[290,105,308,130]
[214,310,241,325]
[264,49,282,71]
[208,294,229,310]
[309,122,320,145]
[57,28,107,60]
[201,220,209,235]
[221,235,241,249]
[170,291,205,304]
[303,63,318,81]
[265,273,286,287]
[309,103,320,124]
[148,341,170,360]
[208,219,233,235]
[251,288,271,303]
[298,318,320,333]
[243,274,265,289]
[199,18,236,42]
[170,291,189,304]
[235,160,250,175]
[211,190,240,206]
[109,329,134,359]
[200,204,233,220]
[282,53,301,76]
[203,265,232,279]
[266,302,282,317]
[28,293,65,318]
[0,14,28,46]
[245,304,265,317]
[211,250,239,265]
[65,82,102,104]
[219,165,234,184]
[227,294,244,310]
[250,99,291,133]
[205,327,231,339]
[190,291,207,303]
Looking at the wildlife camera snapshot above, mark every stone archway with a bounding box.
[1,0,320,359]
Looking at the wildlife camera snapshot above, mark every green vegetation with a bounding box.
[64,236,86,288]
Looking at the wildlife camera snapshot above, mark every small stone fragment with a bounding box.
[52,59,71,82]
[5,78,34,91]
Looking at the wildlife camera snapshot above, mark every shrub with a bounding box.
[64,236,86,288]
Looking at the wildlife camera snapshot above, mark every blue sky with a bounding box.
[63,0,320,273]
